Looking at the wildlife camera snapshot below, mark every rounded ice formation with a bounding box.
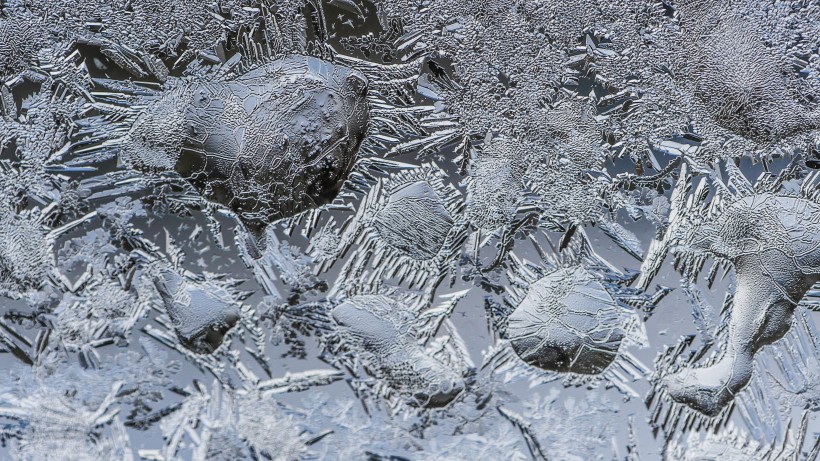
[664,194,820,415]
[331,295,465,407]
[152,267,241,354]
[680,1,820,142]
[506,266,623,374]
[121,55,370,250]
[372,180,454,261]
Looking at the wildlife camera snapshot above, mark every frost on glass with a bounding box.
[1,0,820,459]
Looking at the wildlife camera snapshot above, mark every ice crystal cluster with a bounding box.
[1,0,820,459]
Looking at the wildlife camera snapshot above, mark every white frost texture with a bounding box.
[0,0,819,459]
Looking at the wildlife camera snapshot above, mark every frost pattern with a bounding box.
[0,0,819,459]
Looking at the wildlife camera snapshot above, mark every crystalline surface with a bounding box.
[372,180,454,260]
[506,266,624,374]
[1,0,820,459]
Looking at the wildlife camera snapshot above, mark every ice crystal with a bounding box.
[1,0,820,459]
